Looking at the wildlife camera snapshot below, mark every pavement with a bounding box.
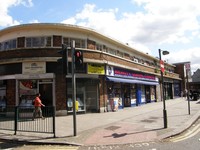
[0,97,200,146]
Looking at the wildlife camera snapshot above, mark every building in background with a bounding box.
[190,69,200,95]
[173,62,192,97]
[0,23,181,115]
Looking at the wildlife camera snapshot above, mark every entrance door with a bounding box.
[145,86,151,103]
[39,83,53,106]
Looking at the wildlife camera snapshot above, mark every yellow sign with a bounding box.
[88,64,105,75]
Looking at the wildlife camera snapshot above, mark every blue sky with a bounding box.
[1,0,200,74]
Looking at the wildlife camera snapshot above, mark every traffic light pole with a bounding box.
[71,40,77,136]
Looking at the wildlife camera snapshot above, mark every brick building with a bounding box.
[0,23,181,115]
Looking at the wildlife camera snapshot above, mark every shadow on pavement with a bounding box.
[104,127,163,138]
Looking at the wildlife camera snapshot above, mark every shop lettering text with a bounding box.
[114,70,155,80]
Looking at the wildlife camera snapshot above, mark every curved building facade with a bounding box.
[0,23,181,115]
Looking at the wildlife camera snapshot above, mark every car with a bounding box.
[192,91,199,101]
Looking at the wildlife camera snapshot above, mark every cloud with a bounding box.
[166,47,200,73]
[61,2,200,74]
[29,19,39,23]
[0,0,33,27]
[61,1,200,47]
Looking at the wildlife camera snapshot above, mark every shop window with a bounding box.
[150,86,156,101]
[67,94,85,112]
[141,85,146,103]
[130,85,136,105]
[124,84,131,107]
[19,80,38,107]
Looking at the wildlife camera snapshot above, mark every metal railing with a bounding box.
[0,106,15,131]
[0,106,55,137]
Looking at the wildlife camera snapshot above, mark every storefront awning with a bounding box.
[106,76,159,85]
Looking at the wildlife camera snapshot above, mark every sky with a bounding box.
[0,0,200,74]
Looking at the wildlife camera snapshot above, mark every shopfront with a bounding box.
[163,78,173,100]
[174,80,181,97]
[66,77,99,113]
[66,63,104,113]
[18,78,54,107]
[106,66,158,110]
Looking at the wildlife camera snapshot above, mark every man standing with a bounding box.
[33,93,45,120]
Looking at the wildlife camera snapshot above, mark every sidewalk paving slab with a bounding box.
[0,98,200,146]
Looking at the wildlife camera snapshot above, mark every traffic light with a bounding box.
[74,50,83,68]
[57,44,68,74]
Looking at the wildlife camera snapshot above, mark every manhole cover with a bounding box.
[105,126,121,131]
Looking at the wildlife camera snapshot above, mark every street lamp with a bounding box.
[159,49,169,128]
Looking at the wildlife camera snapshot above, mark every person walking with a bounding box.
[33,93,45,120]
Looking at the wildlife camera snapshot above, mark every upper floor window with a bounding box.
[63,37,86,48]
[96,43,103,51]
[0,39,16,51]
[26,36,51,48]
[107,48,116,55]
[116,50,124,57]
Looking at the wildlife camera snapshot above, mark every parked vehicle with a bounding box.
[192,91,199,101]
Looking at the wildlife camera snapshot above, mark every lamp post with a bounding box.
[159,49,169,128]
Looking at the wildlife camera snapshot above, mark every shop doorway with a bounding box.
[39,83,53,106]
[145,86,151,103]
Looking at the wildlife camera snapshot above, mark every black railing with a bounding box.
[0,106,15,131]
[0,106,55,137]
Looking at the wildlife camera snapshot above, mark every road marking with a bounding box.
[170,123,200,142]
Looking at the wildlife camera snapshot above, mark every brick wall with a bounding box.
[6,79,16,106]
[99,76,108,112]
[55,74,67,110]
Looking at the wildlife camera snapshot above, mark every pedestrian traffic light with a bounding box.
[74,50,83,68]
[57,44,68,74]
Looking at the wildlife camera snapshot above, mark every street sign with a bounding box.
[185,63,191,71]
[160,60,165,73]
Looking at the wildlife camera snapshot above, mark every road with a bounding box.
[79,118,200,150]
[0,141,79,150]
[1,119,200,150]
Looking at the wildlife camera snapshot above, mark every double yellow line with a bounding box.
[170,123,200,142]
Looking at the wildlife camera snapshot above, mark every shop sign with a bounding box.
[22,62,46,74]
[88,63,105,75]
[114,67,156,81]
[185,63,191,71]
[106,66,114,76]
